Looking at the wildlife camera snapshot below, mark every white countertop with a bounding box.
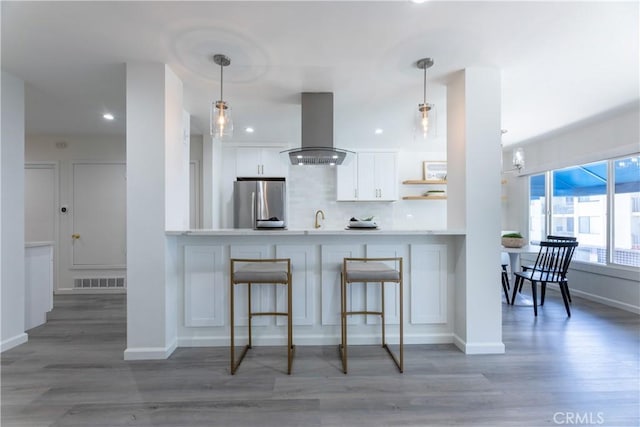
[167,228,465,236]
[25,241,54,248]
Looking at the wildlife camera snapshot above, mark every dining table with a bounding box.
[501,244,540,305]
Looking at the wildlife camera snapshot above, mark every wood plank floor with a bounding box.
[2,291,639,426]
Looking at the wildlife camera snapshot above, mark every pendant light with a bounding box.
[416,57,434,139]
[512,147,525,171]
[210,54,233,138]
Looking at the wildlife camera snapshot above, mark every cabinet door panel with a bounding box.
[260,148,287,178]
[235,148,263,177]
[276,245,315,326]
[410,244,447,324]
[184,245,225,327]
[356,152,377,200]
[320,244,364,325]
[374,152,397,201]
[364,244,407,325]
[230,245,272,326]
[336,158,358,201]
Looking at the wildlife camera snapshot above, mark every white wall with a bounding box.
[1,71,27,351]
[502,104,640,312]
[25,135,126,291]
[164,71,189,230]
[448,68,504,354]
[125,63,183,360]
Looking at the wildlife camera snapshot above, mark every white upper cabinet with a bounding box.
[336,151,397,201]
[235,147,287,178]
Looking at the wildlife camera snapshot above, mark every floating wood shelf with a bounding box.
[402,195,447,200]
[402,179,447,185]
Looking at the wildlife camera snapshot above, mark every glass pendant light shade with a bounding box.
[211,100,233,138]
[416,103,431,139]
[415,57,434,140]
[512,147,525,170]
[210,54,233,139]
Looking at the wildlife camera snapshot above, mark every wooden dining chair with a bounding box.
[510,240,578,316]
[501,264,510,302]
[518,235,577,302]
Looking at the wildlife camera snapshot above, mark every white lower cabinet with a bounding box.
[181,239,450,344]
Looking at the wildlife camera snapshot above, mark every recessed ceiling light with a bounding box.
[375,128,383,135]
[245,127,254,133]
[410,0,428,4]
[103,113,114,121]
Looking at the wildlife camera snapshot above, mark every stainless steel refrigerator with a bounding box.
[233,178,287,229]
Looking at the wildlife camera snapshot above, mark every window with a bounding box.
[528,155,640,268]
[528,174,546,243]
[552,161,607,263]
[613,155,640,267]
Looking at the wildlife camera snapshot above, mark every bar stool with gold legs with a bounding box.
[339,257,403,374]
[230,258,294,375]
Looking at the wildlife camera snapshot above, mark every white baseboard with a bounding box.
[177,333,455,348]
[453,334,505,355]
[1,333,28,352]
[544,284,640,314]
[123,340,177,360]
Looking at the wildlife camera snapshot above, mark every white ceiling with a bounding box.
[2,1,638,147]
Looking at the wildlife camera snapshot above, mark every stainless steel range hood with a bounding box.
[281,92,354,166]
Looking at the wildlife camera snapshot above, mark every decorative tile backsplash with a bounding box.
[287,166,446,230]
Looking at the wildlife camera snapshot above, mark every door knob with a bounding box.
[71,233,80,240]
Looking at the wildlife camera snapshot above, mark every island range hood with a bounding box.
[281,92,354,166]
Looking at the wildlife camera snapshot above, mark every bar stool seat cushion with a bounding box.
[345,261,400,282]
[234,262,289,283]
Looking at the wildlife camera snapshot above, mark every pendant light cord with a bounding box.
[220,63,224,101]
[423,65,427,105]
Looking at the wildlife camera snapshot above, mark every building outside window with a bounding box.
[528,155,640,267]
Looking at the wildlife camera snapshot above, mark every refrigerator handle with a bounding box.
[251,191,256,228]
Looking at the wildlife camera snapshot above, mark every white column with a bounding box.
[125,63,186,360]
[447,68,504,354]
[202,135,214,228]
[1,71,27,352]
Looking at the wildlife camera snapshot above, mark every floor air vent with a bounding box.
[74,277,125,288]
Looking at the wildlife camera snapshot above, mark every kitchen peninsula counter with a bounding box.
[167,228,465,349]
[167,228,465,236]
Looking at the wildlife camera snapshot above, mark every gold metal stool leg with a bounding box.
[230,258,294,375]
[340,257,404,374]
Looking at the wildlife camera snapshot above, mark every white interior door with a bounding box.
[25,164,56,242]
[72,162,126,267]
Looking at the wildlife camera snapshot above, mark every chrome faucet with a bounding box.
[314,209,325,229]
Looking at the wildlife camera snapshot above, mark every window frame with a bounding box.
[528,154,639,269]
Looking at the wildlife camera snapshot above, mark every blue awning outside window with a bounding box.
[530,174,545,199]
[553,162,608,197]
[530,160,639,198]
